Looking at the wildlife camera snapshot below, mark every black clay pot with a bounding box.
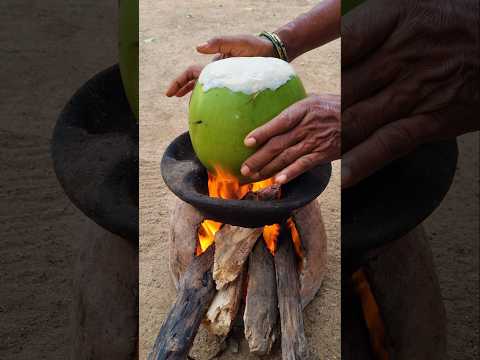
[342,140,458,264]
[161,132,332,228]
[52,65,138,242]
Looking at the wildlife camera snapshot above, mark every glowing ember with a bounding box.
[352,269,390,360]
[196,166,301,257]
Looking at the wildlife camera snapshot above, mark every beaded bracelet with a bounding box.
[259,31,289,62]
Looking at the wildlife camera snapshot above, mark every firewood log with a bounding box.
[244,239,278,355]
[148,246,216,360]
[213,225,262,289]
[205,266,245,337]
[213,185,281,290]
[274,226,308,360]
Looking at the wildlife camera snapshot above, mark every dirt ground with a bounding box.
[139,0,341,359]
[424,132,479,360]
[0,1,118,359]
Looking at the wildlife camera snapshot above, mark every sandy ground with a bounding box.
[424,132,479,360]
[139,0,341,359]
[0,1,117,359]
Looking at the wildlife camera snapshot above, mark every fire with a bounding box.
[262,224,280,254]
[352,269,390,360]
[196,166,301,257]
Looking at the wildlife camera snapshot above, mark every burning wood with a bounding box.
[243,183,281,201]
[205,266,245,337]
[244,238,278,355]
[212,225,263,289]
[212,184,281,289]
[274,225,308,360]
[148,246,216,360]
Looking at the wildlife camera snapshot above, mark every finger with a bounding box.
[342,0,399,67]
[341,115,428,188]
[342,78,420,152]
[250,140,318,181]
[244,100,308,147]
[165,66,202,97]
[241,130,304,177]
[212,53,228,61]
[342,45,400,110]
[274,153,322,184]
[175,79,196,97]
[197,36,243,55]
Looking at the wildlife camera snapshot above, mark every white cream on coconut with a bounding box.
[198,57,296,95]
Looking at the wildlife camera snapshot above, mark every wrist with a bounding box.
[257,36,276,58]
[259,31,289,61]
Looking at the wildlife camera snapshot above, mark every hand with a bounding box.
[342,0,479,188]
[166,35,275,97]
[240,94,341,184]
[165,64,203,97]
[196,35,275,59]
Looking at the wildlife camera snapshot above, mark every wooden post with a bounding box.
[148,246,216,360]
[274,225,308,360]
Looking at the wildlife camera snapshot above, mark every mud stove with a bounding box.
[149,132,331,359]
[342,139,458,360]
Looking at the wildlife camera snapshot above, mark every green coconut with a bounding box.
[119,0,139,120]
[189,57,306,183]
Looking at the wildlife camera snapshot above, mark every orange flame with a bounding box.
[197,166,302,258]
[287,218,303,258]
[352,269,390,360]
[263,224,280,254]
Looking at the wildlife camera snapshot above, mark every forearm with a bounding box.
[275,0,340,61]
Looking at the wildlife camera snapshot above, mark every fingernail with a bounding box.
[241,165,251,176]
[244,137,256,147]
[275,174,287,184]
[197,42,209,48]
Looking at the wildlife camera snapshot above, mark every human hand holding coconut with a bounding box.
[184,57,340,186]
[166,1,340,184]
[341,0,480,188]
[166,0,340,97]
[240,94,340,184]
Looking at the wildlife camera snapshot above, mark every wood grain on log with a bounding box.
[244,239,278,355]
[292,200,328,308]
[274,226,308,360]
[213,225,263,289]
[169,199,205,289]
[148,246,216,360]
[205,266,245,337]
